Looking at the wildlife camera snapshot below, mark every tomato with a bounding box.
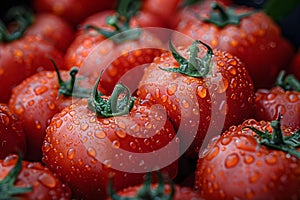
[33,0,118,26]
[0,36,65,103]
[0,154,71,199]
[0,103,26,159]
[64,3,165,95]
[42,81,179,199]
[254,71,300,129]
[194,117,300,199]
[175,0,295,89]
[107,171,203,200]
[8,65,92,161]
[24,13,74,52]
[137,39,255,158]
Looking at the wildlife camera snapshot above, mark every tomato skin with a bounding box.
[33,0,118,26]
[194,119,300,200]
[25,13,74,52]
[42,98,179,199]
[137,46,255,158]
[175,0,295,89]
[0,104,26,159]
[0,154,72,199]
[0,36,65,103]
[254,87,300,129]
[289,49,300,80]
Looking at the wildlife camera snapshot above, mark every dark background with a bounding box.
[1,0,299,49]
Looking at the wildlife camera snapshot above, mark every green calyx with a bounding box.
[108,171,175,200]
[83,0,141,43]
[87,73,135,118]
[160,39,213,78]
[246,114,300,159]
[51,59,91,98]
[0,153,32,199]
[0,6,34,43]
[203,2,256,27]
[276,70,300,92]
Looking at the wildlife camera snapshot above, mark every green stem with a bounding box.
[202,2,256,27]
[276,70,300,92]
[0,6,34,43]
[160,39,213,77]
[87,73,135,117]
[50,59,91,98]
[0,153,32,199]
[245,114,300,159]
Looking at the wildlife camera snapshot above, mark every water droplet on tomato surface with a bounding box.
[67,149,75,160]
[167,84,177,95]
[249,171,260,183]
[80,122,89,131]
[244,155,255,164]
[205,146,219,161]
[265,154,278,165]
[38,173,56,188]
[34,85,48,95]
[197,86,207,98]
[225,153,239,168]
[95,131,106,139]
[112,140,120,148]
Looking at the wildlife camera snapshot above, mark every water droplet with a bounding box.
[225,153,239,168]
[80,122,89,131]
[205,146,219,161]
[47,102,55,110]
[287,94,298,102]
[129,141,136,149]
[87,147,96,158]
[116,129,126,138]
[35,120,42,129]
[249,171,260,183]
[42,141,51,153]
[55,119,63,128]
[69,110,76,116]
[181,99,189,108]
[228,66,237,75]
[67,149,75,160]
[117,121,126,129]
[244,155,255,164]
[197,86,207,98]
[28,100,35,106]
[103,119,110,125]
[144,138,150,146]
[221,137,231,145]
[217,78,228,93]
[103,160,111,168]
[161,95,168,103]
[112,140,120,148]
[167,84,177,95]
[95,131,106,139]
[266,93,276,101]
[265,154,277,165]
[34,85,48,95]
[245,188,255,199]
[38,173,56,188]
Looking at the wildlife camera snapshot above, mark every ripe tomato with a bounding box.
[289,48,300,80]
[8,66,92,161]
[254,71,300,129]
[0,36,65,103]
[194,118,300,199]
[64,7,165,95]
[107,171,203,200]
[175,0,295,89]
[0,154,71,199]
[137,39,255,158]
[42,82,179,199]
[0,103,26,159]
[33,0,117,26]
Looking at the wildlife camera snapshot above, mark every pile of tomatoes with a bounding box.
[1,0,300,199]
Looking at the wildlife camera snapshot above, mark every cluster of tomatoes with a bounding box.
[1,0,300,199]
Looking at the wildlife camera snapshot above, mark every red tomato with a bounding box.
[0,36,65,103]
[0,103,26,159]
[254,71,300,129]
[64,8,165,95]
[137,39,255,158]
[175,0,295,89]
[194,118,300,199]
[0,154,71,199]
[289,49,300,80]
[33,0,118,26]
[8,67,93,161]
[42,82,179,199]
[107,171,203,200]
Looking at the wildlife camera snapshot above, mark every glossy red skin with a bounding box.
[107,183,204,200]
[0,104,26,159]
[137,47,255,158]
[194,119,300,200]
[25,13,75,52]
[33,0,118,26]
[175,0,295,89]
[0,154,72,199]
[42,98,179,199]
[0,36,65,103]
[65,10,165,95]
[8,70,93,161]
[254,87,300,129]
[289,49,300,80]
